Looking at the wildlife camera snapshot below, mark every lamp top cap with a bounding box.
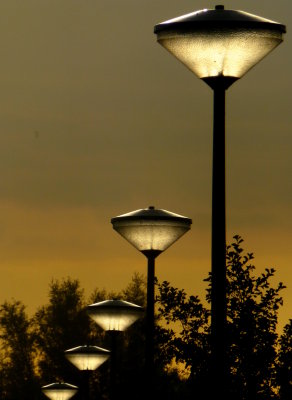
[42,383,78,391]
[87,299,144,312]
[65,345,110,355]
[154,6,286,34]
[111,206,192,224]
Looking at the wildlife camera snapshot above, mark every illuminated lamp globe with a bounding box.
[111,206,192,257]
[42,383,78,400]
[65,345,110,371]
[87,299,144,332]
[154,5,286,86]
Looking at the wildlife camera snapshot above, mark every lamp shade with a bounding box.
[65,345,110,371]
[154,5,286,80]
[111,206,192,254]
[42,383,78,400]
[87,299,144,331]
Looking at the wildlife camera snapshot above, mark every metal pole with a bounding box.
[82,370,90,400]
[211,82,227,397]
[109,331,118,400]
[146,253,155,387]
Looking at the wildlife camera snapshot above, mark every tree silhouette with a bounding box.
[33,277,91,386]
[0,300,38,400]
[223,236,285,400]
[0,237,289,399]
[157,235,285,400]
[277,319,292,399]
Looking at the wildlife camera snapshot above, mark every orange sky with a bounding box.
[0,0,291,332]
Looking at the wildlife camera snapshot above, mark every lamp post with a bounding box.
[87,299,144,400]
[111,206,192,391]
[64,345,110,400]
[154,4,285,398]
[42,382,78,400]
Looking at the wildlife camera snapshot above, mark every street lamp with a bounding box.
[87,299,144,400]
[42,382,78,400]
[64,345,110,400]
[87,299,144,332]
[111,206,192,390]
[65,345,110,371]
[154,4,285,397]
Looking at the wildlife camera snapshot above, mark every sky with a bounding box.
[0,0,291,331]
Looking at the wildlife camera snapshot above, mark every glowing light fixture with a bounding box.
[154,5,285,83]
[42,383,78,400]
[87,299,144,332]
[111,206,191,255]
[65,345,110,371]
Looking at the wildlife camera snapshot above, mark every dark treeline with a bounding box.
[0,235,292,399]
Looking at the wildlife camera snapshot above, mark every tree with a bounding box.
[276,319,292,399]
[156,235,285,400]
[0,300,38,400]
[33,277,91,385]
[156,279,210,399]
[0,241,287,400]
[225,236,285,399]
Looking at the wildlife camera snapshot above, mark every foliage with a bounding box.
[156,235,286,400]
[0,300,38,400]
[156,280,210,398]
[33,277,91,385]
[0,237,290,399]
[224,235,285,400]
[277,320,292,399]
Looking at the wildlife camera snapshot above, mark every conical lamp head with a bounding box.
[87,299,144,331]
[42,383,78,400]
[111,206,192,254]
[154,5,286,81]
[65,345,110,370]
